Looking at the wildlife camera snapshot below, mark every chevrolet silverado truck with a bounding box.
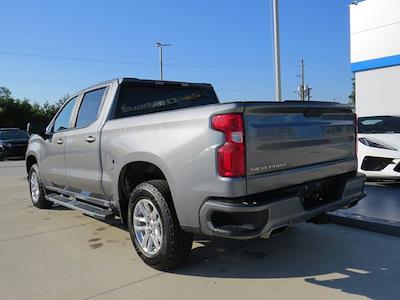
[26,78,365,270]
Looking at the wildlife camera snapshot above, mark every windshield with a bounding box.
[0,130,30,140]
[358,116,400,134]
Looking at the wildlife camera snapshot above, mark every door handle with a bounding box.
[56,138,64,145]
[85,136,96,143]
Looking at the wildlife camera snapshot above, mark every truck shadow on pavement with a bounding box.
[170,224,400,299]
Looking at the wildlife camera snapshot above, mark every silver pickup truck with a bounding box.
[26,78,365,270]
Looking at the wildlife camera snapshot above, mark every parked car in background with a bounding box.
[358,116,400,180]
[0,128,30,161]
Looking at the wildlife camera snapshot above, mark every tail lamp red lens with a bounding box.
[211,114,246,177]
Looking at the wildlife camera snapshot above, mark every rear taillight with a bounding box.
[211,113,246,177]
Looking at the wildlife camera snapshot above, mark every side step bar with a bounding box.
[45,193,114,220]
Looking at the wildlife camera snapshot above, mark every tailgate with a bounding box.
[244,102,356,177]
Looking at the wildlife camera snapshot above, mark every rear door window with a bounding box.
[114,82,218,119]
[75,88,106,128]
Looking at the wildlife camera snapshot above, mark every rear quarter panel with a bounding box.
[100,102,247,229]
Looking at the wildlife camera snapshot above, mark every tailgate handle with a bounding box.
[304,109,323,118]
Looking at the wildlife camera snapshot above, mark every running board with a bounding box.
[45,193,114,220]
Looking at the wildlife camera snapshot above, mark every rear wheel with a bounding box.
[29,164,53,209]
[128,180,193,270]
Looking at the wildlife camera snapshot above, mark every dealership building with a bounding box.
[350,0,400,117]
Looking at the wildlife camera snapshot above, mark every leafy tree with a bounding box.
[42,94,69,119]
[0,87,68,129]
[0,87,11,98]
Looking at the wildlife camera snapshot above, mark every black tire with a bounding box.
[28,164,53,209]
[128,179,193,270]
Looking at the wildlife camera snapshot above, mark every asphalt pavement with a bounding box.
[347,182,400,222]
[331,181,400,237]
[1,160,399,300]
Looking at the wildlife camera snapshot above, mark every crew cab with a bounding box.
[26,78,365,270]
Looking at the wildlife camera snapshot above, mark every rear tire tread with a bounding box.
[128,179,193,270]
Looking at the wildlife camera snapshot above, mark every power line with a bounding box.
[0,43,134,59]
[0,51,155,66]
[0,76,270,96]
[0,50,299,69]
[0,76,89,86]
[0,77,262,94]
[0,43,300,66]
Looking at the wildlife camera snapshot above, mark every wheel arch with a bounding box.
[117,160,177,224]
[26,154,38,174]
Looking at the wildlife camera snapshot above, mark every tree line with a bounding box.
[0,87,68,130]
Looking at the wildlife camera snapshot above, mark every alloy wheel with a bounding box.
[133,198,163,257]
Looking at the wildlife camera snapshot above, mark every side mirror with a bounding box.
[27,121,47,136]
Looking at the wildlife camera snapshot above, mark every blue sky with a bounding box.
[0,0,353,104]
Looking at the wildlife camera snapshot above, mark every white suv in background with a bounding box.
[358,116,400,180]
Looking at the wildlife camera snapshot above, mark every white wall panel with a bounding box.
[355,65,400,117]
[350,0,400,63]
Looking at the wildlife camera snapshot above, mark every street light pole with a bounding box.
[160,46,163,80]
[156,42,171,80]
[272,0,282,102]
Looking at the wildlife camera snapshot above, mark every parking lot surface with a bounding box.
[345,182,400,223]
[1,160,399,300]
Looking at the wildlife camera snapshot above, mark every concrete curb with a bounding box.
[329,211,400,237]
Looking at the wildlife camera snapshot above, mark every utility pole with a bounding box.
[272,0,282,102]
[156,42,171,80]
[296,58,311,101]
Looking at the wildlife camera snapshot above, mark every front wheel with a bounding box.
[29,164,53,209]
[128,180,193,270]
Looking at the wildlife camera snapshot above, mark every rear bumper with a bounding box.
[199,173,366,239]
